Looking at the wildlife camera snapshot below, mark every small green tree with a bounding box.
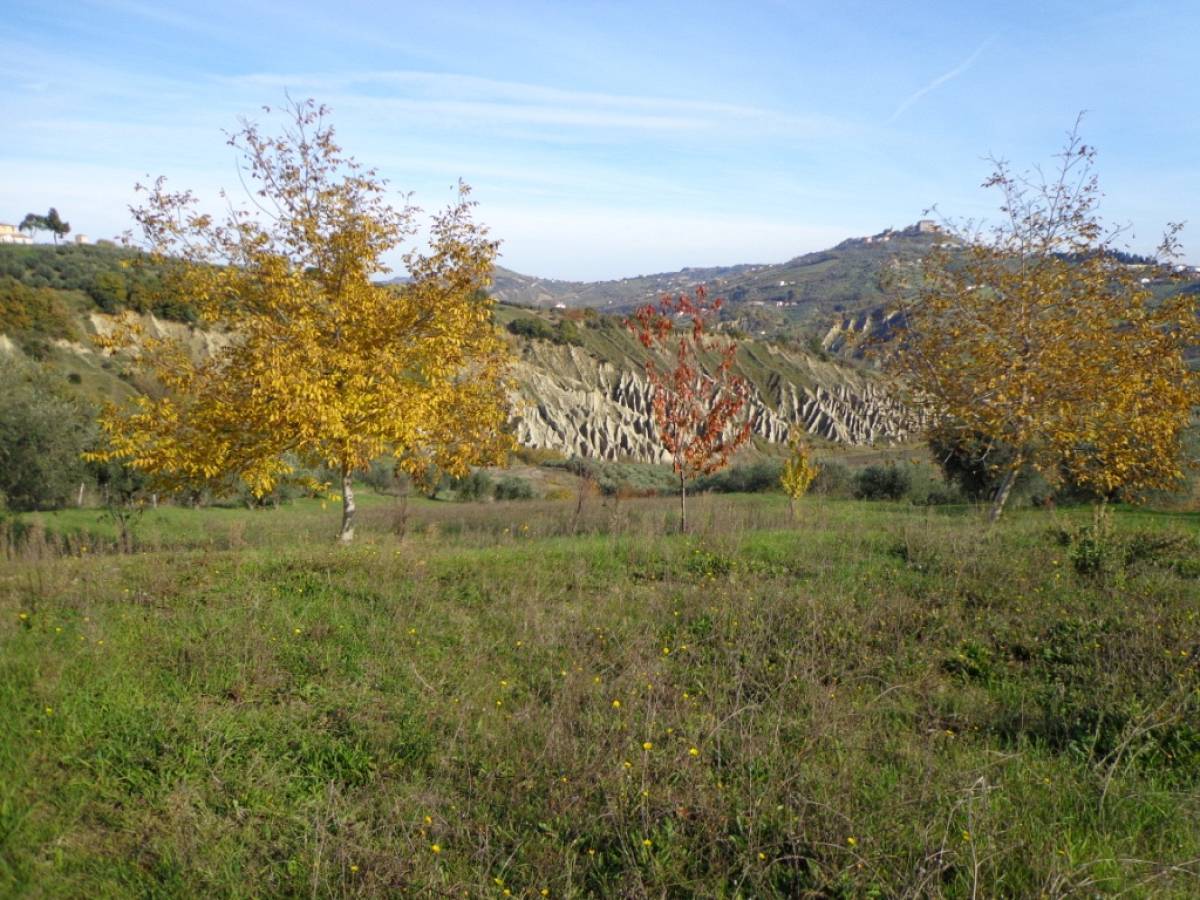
[88,271,128,312]
[780,433,819,519]
[853,464,911,501]
[18,213,46,241]
[45,208,70,244]
[18,209,70,244]
[0,364,94,511]
[88,457,151,551]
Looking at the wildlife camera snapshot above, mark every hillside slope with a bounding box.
[490,223,947,330]
[497,307,916,460]
[1,244,919,466]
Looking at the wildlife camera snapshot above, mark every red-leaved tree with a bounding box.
[628,287,753,531]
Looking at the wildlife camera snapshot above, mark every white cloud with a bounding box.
[222,69,853,137]
[889,37,995,123]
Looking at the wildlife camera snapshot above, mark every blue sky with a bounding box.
[2,0,1197,279]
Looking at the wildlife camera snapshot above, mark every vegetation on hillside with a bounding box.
[489,226,946,338]
[0,242,198,322]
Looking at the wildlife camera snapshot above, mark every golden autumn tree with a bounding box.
[890,122,1197,522]
[628,287,753,532]
[90,99,511,542]
[780,433,819,520]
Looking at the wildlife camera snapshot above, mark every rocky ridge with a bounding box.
[510,340,918,462]
[3,309,920,465]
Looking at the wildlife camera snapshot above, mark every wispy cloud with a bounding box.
[889,37,994,123]
[224,70,853,137]
[80,0,232,40]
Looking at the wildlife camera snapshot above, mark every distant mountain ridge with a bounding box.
[489,223,950,339]
[492,221,1200,346]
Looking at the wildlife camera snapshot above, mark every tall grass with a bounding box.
[1,496,1197,896]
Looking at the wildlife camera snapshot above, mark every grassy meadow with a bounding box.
[2,493,1199,897]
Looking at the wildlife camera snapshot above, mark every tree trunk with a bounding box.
[77,482,86,508]
[789,495,796,522]
[394,491,409,538]
[679,474,687,533]
[988,465,1021,524]
[338,468,356,543]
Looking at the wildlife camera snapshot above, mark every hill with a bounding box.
[0,244,919,468]
[489,223,949,333]
[7,240,1189,468]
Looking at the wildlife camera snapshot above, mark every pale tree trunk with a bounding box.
[679,474,687,533]
[988,464,1021,524]
[77,482,86,508]
[338,468,356,544]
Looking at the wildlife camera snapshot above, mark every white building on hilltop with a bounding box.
[0,223,33,245]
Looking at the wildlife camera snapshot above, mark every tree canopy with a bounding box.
[19,209,70,243]
[0,363,94,511]
[91,99,512,541]
[890,123,1198,521]
[627,287,752,531]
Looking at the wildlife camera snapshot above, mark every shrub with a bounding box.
[693,459,782,494]
[810,460,852,497]
[553,318,583,346]
[509,445,567,466]
[0,276,78,347]
[903,461,963,505]
[506,317,554,341]
[928,431,1017,501]
[453,469,494,502]
[88,270,128,312]
[493,476,534,501]
[363,459,411,496]
[506,315,584,346]
[0,364,95,510]
[853,464,911,501]
[549,457,677,497]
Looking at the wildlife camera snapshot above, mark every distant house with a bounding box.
[74,234,90,245]
[0,223,33,245]
[916,219,941,234]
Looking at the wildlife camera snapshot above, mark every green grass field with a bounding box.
[2,495,1198,896]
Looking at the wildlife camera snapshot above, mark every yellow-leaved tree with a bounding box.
[90,99,512,542]
[780,433,819,520]
[890,121,1197,522]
